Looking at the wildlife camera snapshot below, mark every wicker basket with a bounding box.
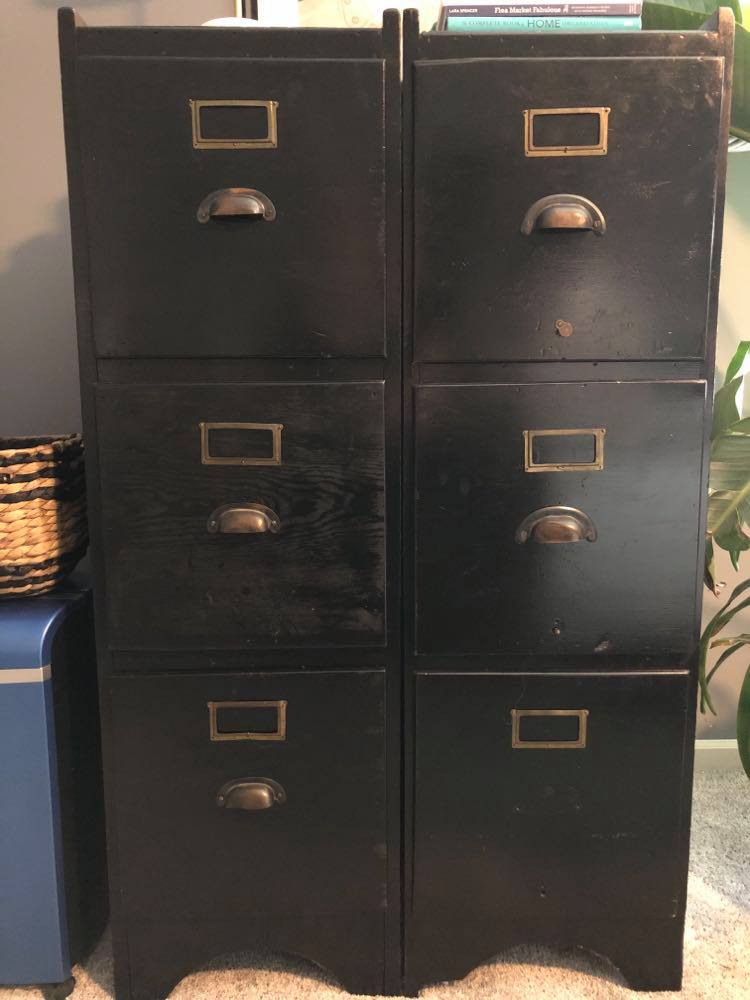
[0,435,88,598]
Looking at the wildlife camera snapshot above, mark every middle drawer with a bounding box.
[96,381,386,650]
[414,379,705,657]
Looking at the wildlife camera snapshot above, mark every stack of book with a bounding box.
[439,1,642,32]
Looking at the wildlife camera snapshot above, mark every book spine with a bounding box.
[445,15,642,29]
[446,5,642,14]
[443,2,642,12]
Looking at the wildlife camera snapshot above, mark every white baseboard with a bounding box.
[694,739,742,771]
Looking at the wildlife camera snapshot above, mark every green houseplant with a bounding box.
[642,0,749,141]
[701,340,750,777]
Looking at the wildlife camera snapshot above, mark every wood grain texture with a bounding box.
[76,55,386,358]
[96,382,386,650]
[413,57,723,362]
[414,380,705,657]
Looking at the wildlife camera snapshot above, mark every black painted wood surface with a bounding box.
[411,670,690,922]
[60,8,403,997]
[414,56,724,362]
[76,55,386,358]
[408,670,693,990]
[110,670,386,918]
[59,5,734,998]
[123,914,386,1000]
[414,379,705,657]
[400,7,733,996]
[96,382,385,650]
[110,669,387,996]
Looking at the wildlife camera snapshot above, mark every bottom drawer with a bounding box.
[412,671,692,922]
[110,670,386,921]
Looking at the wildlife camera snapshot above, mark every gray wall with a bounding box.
[1,1,748,736]
[0,1,235,437]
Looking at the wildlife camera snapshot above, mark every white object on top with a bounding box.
[258,0,300,24]
[202,17,259,26]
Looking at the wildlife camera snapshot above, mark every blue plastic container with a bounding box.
[0,586,106,990]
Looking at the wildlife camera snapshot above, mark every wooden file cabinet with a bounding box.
[59,6,733,996]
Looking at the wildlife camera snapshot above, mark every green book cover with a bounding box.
[446,14,641,28]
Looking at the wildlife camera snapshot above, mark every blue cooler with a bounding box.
[0,586,107,993]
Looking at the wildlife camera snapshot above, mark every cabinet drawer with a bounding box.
[415,380,704,656]
[413,57,723,361]
[412,671,690,923]
[110,670,386,920]
[77,55,386,358]
[96,382,385,649]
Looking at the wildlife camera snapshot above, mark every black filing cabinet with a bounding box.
[59,10,402,999]
[402,8,732,995]
[59,6,733,998]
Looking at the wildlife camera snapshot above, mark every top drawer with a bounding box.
[76,55,387,358]
[413,56,724,362]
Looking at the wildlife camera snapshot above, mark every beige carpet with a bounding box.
[3,771,748,1000]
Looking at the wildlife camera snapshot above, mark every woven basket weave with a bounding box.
[0,435,88,598]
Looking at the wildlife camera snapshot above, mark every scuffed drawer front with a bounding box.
[111,670,387,920]
[77,55,386,358]
[414,380,704,656]
[413,56,723,361]
[412,671,690,924]
[96,382,386,650]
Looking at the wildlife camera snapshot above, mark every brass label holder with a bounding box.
[511,709,589,749]
[208,700,287,742]
[524,107,610,157]
[200,422,283,467]
[524,428,605,473]
[190,99,278,150]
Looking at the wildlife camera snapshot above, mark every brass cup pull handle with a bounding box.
[216,778,287,811]
[207,503,281,535]
[515,506,598,544]
[197,187,277,223]
[521,194,606,236]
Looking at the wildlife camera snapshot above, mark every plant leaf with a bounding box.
[712,376,743,440]
[713,513,750,567]
[706,641,745,687]
[737,664,750,779]
[707,491,741,534]
[699,579,750,712]
[710,463,750,491]
[642,0,742,29]
[700,632,717,714]
[706,479,750,545]
[705,535,718,594]
[711,634,750,646]
[722,417,750,434]
[711,434,750,464]
[738,495,750,525]
[725,340,750,383]
[714,593,750,625]
[720,576,750,609]
[733,24,750,143]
